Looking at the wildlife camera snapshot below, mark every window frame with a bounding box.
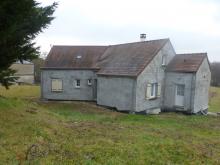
[88,79,92,86]
[51,78,63,92]
[75,79,81,88]
[176,84,185,96]
[146,82,160,100]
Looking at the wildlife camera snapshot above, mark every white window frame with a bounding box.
[75,79,80,88]
[51,79,63,92]
[176,84,185,96]
[150,83,157,98]
[88,79,92,86]
[146,83,161,100]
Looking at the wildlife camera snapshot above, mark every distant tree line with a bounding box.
[211,62,220,87]
[32,58,45,84]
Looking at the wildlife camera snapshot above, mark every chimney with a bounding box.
[140,33,146,42]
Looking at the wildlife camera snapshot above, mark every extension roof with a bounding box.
[166,53,208,73]
[43,39,169,77]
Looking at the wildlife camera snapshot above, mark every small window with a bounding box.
[88,79,92,85]
[75,79,80,88]
[150,83,157,98]
[176,84,185,96]
[51,79,63,92]
[146,83,160,99]
[76,55,82,59]
[162,55,166,66]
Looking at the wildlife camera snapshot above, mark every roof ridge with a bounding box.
[177,52,207,55]
[110,38,170,47]
[52,45,108,47]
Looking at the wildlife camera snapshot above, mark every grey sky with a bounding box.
[36,0,220,61]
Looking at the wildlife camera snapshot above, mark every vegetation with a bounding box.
[0,86,219,164]
[0,0,57,88]
[32,58,45,83]
[209,87,220,112]
[211,62,220,87]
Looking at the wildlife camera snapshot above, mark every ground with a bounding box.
[0,86,220,164]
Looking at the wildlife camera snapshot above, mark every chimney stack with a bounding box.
[140,33,146,42]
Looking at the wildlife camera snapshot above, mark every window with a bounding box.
[150,83,157,97]
[51,79,63,92]
[176,84,185,96]
[146,83,161,99]
[75,79,80,88]
[88,79,92,85]
[162,55,166,66]
[76,55,82,59]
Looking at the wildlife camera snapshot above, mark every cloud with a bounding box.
[36,0,220,61]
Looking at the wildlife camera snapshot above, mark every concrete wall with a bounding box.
[163,72,196,112]
[135,41,176,112]
[41,70,97,100]
[193,58,211,113]
[97,76,136,111]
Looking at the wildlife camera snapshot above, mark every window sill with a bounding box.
[52,90,63,93]
[147,97,157,100]
[75,86,81,89]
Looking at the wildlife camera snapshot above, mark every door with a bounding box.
[175,84,185,107]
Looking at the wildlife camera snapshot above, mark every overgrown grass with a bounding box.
[0,85,220,164]
[209,87,220,112]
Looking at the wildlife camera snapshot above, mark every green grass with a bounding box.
[209,87,220,112]
[0,85,220,164]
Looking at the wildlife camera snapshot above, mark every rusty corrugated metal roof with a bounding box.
[166,53,207,73]
[44,46,108,69]
[96,39,169,76]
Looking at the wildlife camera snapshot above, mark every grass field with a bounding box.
[0,85,220,164]
[209,87,220,112]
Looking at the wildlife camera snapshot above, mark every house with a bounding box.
[10,61,34,84]
[41,37,211,114]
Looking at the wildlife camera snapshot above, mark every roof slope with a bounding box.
[166,53,207,73]
[44,46,107,69]
[96,39,169,76]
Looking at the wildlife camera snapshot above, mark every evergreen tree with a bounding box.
[0,0,57,88]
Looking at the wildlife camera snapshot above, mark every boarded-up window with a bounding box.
[51,79,63,92]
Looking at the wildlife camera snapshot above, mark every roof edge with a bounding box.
[41,67,100,70]
[136,38,170,76]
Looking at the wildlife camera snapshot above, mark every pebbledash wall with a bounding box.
[163,57,211,114]
[135,41,175,112]
[163,72,196,112]
[41,70,97,101]
[193,58,211,113]
[97,76,136,111]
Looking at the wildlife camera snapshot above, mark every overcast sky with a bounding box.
[36,0,220,62]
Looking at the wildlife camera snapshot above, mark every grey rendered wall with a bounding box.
[163,72,195,112]
[135,41,176,112]
[193,58,211,113]
[97,76,136,111]
[41,70,97,100]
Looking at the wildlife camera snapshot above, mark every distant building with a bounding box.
[41,37,211,114]
[10,61,34,84]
